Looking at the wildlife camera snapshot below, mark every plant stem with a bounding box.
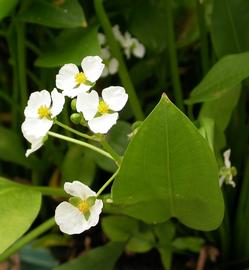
[16,22,27,113]
[196,0,209,75]
[96,169,119,197]
[94,0,144,120]
[54,120,99,141]
[165,0,184,112]
[0,218,55,262]
[48,131,114,161]
[100,139,122,165]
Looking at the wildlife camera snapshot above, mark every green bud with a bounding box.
[71,99,77,110]
[80,117,87,126]
[70,113,81,124]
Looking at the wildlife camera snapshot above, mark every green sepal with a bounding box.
[87,196,96,207]
[70,113,81,125]
[71,99,77,110]
[69,196,81,207]
[84,210,91,220]
[80,117,87,126]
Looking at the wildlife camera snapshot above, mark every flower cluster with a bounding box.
[219,149,237,188]
[21,56,128,156]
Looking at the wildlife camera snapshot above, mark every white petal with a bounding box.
[22,118,53,138]
[55,202,89,235]
[88,199,103,227]
[64,181,96,199]
[223,149,231,168]
[98,33,106,46]
[219,176,225,187]
[56,64,78,91]
[81,56,104,83]
[124,47,131,59]
[24,90,51,118]
[108,58,119,74]
[113,25,125,45]
[132,41,145,58]
[102,86,128,111]
[76,90,99,120]
[51,88,65,117]
[25,136,44,157]
[88,113,119,134]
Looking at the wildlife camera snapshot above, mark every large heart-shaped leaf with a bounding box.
[187,52,249,104]
[0,178,41,253]
[112,94,224,231]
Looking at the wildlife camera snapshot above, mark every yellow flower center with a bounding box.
[37,105,51,118]
[78,200,90,213]
[98,100,109,115]
[75,72,87,85]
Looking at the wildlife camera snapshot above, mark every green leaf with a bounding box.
[55,242,124,270]
[0,0,18,20]
[199,85,241,132]
[211,0,249,57]
[172,237,205,253]
[0,126,30,168]
[35,27,100,68]
[187,52,249,104]
[126,230,155,253]
[18,0,86,28]
[0,185,41,253]
[61,145,96,186]
[102,216,139,242]
[112,94,224,231]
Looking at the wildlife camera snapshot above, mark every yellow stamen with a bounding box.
[98,100,109,115]
[78,200,90,213]
[75,72,87,85]
[37,105,51,118]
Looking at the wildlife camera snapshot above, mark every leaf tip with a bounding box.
[161,92,170,103]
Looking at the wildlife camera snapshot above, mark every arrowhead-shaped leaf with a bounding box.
[112,94,224,231]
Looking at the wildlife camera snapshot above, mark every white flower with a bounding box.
[219,149,237,187]
[100,48,119,77]
[21,89,64,155]
[55,181,103,235]
[113,25,145,59]
[76,86,128,134]
[123,32,145,59]
[56,56,105,98]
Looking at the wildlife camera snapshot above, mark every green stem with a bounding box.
[96,169,119,197]
[196,0,209,75]
[54,120,98,141]
[165,0,184,112]
[0,218,55,261]
[48,131,114,161]
[25,40,41,55]
[94,0,144,120]
[100,139,122,165]
[16,22,27,113]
